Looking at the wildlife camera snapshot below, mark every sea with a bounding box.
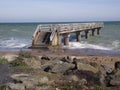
[0,21,120,56]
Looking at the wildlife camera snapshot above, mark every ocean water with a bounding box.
[0,22,120,56]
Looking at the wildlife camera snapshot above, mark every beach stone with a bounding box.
[3,55,17,62]
[0,85,12,90]
[24,57,41,69]
[67,75,79,82]
[77,62,97,73]
[101,65,112,74]
[7,83,25,90]
[11,74,33,87]
[11,73,51,89]
[51,62,74,73]
[110,79,120,86]
[41,56,50,60]
[39,76,49,84]
[61,56,74,63]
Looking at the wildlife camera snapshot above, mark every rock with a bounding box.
[3,55,17,62]
[0,85,12,90]
[100,77,106,86]
[41,56,50,60]
[11,74,34,88]
[11,73,50,89]
[44,66,52,72]
[77,62,97,73]
[51,62,74,73]
[79,79,87,85]
[110,79,120,86]
[41,60,55,71]
[24,57,41,69]
[101,65,113,74]
[115,61,120,70]
[39,77,49,84]
[11,73,30,79]
[61,56,76,63]
[7,83,25,90]
[67,75,79,82]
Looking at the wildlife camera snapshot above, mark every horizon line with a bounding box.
[0,20,120,23]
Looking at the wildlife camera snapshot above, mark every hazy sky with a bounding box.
[0,0,120,22]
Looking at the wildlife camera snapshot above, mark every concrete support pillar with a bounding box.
[97,28,100,35]
[63,33,70,46]
[76,31,81,42]
[92,29,95,36]
[85,31,90,39]
[57,34,62,46]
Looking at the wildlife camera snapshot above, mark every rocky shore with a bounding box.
[0,50,120,90]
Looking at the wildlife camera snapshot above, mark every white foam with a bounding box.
[65,42,112,50]
[112,40,120,49]
[0,37,30,48]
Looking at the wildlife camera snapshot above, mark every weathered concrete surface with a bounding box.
[31,23,104,48]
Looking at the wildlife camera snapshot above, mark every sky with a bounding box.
[0,0,120,22]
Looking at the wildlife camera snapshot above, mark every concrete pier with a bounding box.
[30,22,104,48]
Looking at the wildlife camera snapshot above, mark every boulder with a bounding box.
[115,61,120,70]
[77,62,97,73]
[3,55,17,62]
[24,57,41,69]
[67,75,79,82]
[7,83,25,90]
[51,62,74,73]
[110,79,120,86]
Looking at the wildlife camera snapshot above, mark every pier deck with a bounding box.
[31,23,104,48]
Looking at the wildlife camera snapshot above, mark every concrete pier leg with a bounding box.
[85,31,89,39]
[63,33,70,46]
[92,29,95,36]
[76,31,81,42]
[57,34,62,46]
[97,28,100,35]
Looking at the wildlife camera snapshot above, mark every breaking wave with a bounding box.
[65,42,113,50]
[0,37,31,48]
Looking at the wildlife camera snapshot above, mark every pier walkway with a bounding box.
[31,23,104,48]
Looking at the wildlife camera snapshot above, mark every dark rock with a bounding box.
[72,59,78,70]
[61,57,70,63]
[89,62,98,67]
[44,66,52,72]
[65,70,100,85]
[13,79,23,84]
[41,56,50,60]
[115,61,120,70]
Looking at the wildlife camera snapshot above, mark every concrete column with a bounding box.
[76,31,81,42]
[97,28,100,35]
[57,34,62,46]
[85,31,90,39]
[92,29,95,36]
[63,33,70,46]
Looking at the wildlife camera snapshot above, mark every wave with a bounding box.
[0,37,31,48]
[0,37,120,52]
[112,40,120,49]
[65,42,112,50]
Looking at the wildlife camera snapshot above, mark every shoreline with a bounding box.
[0,47,120,57]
